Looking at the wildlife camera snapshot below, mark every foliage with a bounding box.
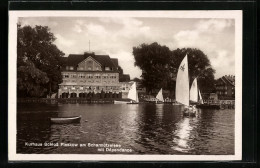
[17,24,65,97]
[17,60,49,97]
[133,42,172,93]
[132,43,216,95]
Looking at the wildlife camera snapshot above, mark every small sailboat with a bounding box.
[175,54,196,117]
[190,78,198,103]
[198,89,204,104]
[155,88,164,104]
[190,77,204,105]
[127,82,139,104]
[114,82,139,104]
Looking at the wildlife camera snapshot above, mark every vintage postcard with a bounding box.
[8,10,242,161]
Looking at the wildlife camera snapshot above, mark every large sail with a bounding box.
[127,82,139,102]
[176,55,189,106]
[156,88,164,102]
[190,78,198,102]
[199,89,204,104]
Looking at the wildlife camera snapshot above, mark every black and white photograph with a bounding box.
[8,11,242,161]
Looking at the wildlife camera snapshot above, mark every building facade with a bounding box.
[215,75,235,100]
[58,52,123,98]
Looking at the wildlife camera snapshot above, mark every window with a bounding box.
[71,74,77,78]
[69,66,74,70]
[105,67,110,71]
[78,74,85,78]
[63,74,69,78]
[95,74,100,79]
[88,67,92,70]
[86,74,93,79]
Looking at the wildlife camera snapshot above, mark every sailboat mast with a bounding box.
[187,55,189,106]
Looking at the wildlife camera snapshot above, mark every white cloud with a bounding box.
[73,24,82,33]
[85,23,108,37]
[113,51,142,79]
[173,30,200,48]
[54,34,75,48]
[196,19,233,32]
[173,19,235,78]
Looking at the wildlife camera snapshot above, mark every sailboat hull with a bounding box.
[114,100,129,104]
[182,108,196,117]
[127,102,139,104]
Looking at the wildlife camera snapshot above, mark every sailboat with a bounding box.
[127,82,139,104]
[190,78,198,104]
[114,82,139,104]
[155,88,164,104]
[175,54,196,117]
[198,89,204,104]
[190,77,204,105]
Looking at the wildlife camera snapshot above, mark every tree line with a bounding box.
[132,42,216,95]
[17,24,65,98]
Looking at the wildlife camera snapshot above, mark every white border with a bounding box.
[8,10,242,161]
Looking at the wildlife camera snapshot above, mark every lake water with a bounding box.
[17,103,234,155]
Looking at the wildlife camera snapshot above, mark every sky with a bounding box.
[19,17,235,79]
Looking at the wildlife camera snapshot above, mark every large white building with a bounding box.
[58,52,123,98]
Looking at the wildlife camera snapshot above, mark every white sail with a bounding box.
[199,89,204,104]
[176,55,189,106]
[127,82,139,102]
[190,78,198,102]
[156,88,164,102]
[136,92,139,103]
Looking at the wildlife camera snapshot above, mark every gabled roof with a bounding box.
[94,55,116,68]
[111,58,118,67]
[65,53,118,70]
[67,54,85,66]
[216,76,235,86]
[222,76,235,86]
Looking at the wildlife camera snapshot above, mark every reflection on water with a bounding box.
[172,117,198,153]
[17,103,234,155]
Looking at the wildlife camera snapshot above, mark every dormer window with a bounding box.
[105,67,110,71]
[70,66,74,70]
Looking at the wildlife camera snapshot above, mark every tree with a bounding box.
[132,43,216,95]
[171,48,216,93]
[133,42,172,93]
[17,24,65,97]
